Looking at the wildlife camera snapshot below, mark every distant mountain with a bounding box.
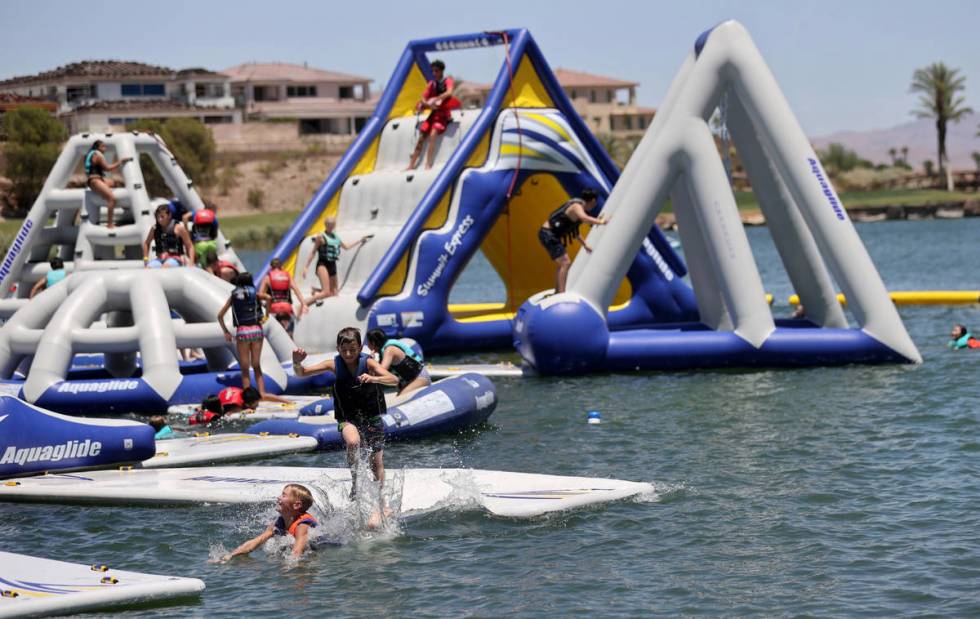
[811,113,980,171]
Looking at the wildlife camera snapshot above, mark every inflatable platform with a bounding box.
[0,551,204,618]
[248,373,496,448]
[142,433,318,468]
[0,396,154,478]
[514,21,922,374]
[0,132,242,319]
[0,465,652,518]
[0,268,331,414]
[259,29,697,355]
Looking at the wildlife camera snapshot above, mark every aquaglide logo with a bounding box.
[1,439,102,466]
[808,158,846,221]
[56,380,140,394]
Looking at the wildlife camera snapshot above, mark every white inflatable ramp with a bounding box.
[0,550,204,618]
[427,362,527,379]
[167,395,324,421]
[0,466,652,518]
[142,433,318,468]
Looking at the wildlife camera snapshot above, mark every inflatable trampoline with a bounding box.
[247,373,496,449]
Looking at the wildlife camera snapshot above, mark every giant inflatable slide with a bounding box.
[260,29,697,354]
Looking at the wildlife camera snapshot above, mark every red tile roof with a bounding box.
[553,68,637,88]
[0,61,175,87]
[0,93,58,111]
[222,62,371,84]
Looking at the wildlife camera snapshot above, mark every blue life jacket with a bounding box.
[318,232,342,263]
[84,149,104,177]
[45,269,66,288]
[231,284,262,327]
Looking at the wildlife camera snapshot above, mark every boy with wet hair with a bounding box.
[292,327,398,500]
[216,484,317,561]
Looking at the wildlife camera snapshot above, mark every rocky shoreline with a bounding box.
[654,200,980,229]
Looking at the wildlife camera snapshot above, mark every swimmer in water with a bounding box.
[215,484,317,561]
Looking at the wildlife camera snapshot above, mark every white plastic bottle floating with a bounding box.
[587,411,601,425]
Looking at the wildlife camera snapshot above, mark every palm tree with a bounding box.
[888,147,898,166]
[972,151,980,172]
[910,62,973,191]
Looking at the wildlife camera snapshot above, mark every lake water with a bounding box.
[3,218,979,617]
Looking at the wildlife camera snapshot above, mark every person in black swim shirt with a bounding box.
[292,327,398,515]
[84,140,132,229]
[537,188,609,293]
[142,204,195,268]
[366,328,431,395]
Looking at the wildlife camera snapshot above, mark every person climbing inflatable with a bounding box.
[406,59,461,170]
[300,217,371,304]
[366,329,431,395]
[84,140,132,228]
[259,258,307,337]
[143,204,194,268]
[537,188,608,293]
[191,206,219,268]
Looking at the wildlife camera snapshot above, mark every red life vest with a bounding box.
[269,268,292,315]
[286,512,317,536]
[218,386,244,409]
[189,409,219,425]
[217,260,239,276]
[968,338,980,349]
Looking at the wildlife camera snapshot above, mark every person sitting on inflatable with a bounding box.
[292,328,398,512]
[189,394,224,426]
[406,59,461,170]
[143,204,195,268]
[948,324,980,349]
[366,329,431,396]
[259,258,307,338]
[190,206,219,268]
[29,257,67,298]
[300,218,371,305]
[215,484,318,561]
[204,248,239,283]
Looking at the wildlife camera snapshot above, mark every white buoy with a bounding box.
[587,411,601,425]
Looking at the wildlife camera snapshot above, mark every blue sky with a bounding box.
[2,0,978,135]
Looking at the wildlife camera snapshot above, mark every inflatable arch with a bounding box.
[0,268,327,414]
[514,20,922,374]
[0,132,241,318]
[259,29,697,354]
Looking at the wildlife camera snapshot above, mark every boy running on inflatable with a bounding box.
[406,60,461,170]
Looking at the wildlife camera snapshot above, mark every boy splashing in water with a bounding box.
[216,484,317,561]
[292,327,398,524]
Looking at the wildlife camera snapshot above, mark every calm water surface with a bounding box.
[2,218,979,617]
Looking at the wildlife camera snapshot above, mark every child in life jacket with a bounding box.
[218,272,270,395]
[300,217,372,305]
[259,258,307,337]
[365,329,431,396]
[190,206,219,268]
[215,484,318,561]
[406,59,461,170]
[143,204,195,268]
[292,328,398,505]
[189,394,224,426]
[149,415,174,439]
[948,324,980,349]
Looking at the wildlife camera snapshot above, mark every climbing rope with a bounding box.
[498,31,523,311]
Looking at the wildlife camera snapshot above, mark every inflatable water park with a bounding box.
[0,19,950,616]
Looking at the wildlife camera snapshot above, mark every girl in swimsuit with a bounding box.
[84,140,132,229]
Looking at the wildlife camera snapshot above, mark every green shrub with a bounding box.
[247,188,264,209]
[127,118,216,198]
[2,108,66,213]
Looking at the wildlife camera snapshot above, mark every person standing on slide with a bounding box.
[406,60,461,170]
[537,188,608,293]
[301,217,371,304]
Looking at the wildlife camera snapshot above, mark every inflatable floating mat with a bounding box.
[0,466,653,518]
[0,550,204,618]
[0,396,154,478]
[143,433,318,468]
[427,362,527,378]
[249,373,496,449]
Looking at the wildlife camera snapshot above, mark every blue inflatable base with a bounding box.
[0,396,155,478]
[247,373,497,450]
